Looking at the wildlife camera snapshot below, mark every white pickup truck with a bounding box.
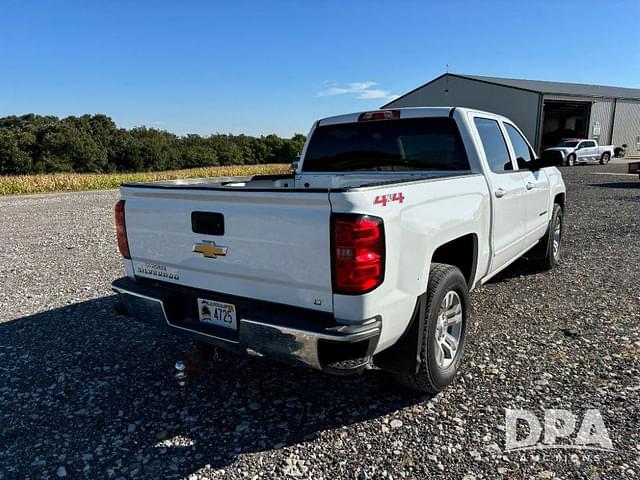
[543,138,614,166]
[112,107,566,393]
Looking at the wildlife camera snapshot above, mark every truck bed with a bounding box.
[122,170,473,192]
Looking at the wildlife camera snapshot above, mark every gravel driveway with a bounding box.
[1,165,639,479]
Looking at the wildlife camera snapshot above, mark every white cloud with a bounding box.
[356,89,391,100]
[318,87,352,96]
[349,81,377,90]
[317,81,397,102]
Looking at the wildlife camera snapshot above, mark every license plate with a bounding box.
[197,298,237,330]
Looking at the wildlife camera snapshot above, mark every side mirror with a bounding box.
[536,151,565,169]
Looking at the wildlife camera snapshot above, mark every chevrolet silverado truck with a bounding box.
[544,138,614,166]
[112,107,566,393]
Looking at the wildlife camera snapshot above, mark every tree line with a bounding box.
[0,114,306,175]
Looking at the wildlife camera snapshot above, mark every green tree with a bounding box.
[208,135,244,165]
[128,127,178,171]
[38,123,107,173]
[177,134,218,168]
[0,113,306,175]
[0,130,32,174]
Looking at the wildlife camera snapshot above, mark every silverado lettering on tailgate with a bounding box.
[135,262,180,281]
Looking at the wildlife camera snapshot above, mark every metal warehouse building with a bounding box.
[384,73,640,157]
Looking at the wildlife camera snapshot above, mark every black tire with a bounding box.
[394,263,470,393]
[566,154,576,167]
[531,203,563,270]
[600,152,610,165]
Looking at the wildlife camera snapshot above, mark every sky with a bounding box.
[1,0,638,137]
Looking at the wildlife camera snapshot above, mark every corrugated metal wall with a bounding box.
[590,99,614,145]
[386,75,541,145]
[612,100,640,156]
[543,95,615,145]
[387,75,640,156]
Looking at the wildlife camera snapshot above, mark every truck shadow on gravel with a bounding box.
[589,181,640,189]
[0,296,426,477]
[484,257,547,284]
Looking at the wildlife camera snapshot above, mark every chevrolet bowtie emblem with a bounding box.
[192,241,228,258]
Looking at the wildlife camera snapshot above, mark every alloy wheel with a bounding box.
[434,290,463,369]
[552,216,562,260]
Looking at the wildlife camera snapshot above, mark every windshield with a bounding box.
[556,140,579,147]
[302,117,470,172]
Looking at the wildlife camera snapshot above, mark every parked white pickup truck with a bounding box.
[544,138,614,166]
[112,107,566,393]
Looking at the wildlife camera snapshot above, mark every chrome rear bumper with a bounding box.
[112,277,380,373]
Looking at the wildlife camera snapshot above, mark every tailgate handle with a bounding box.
[191,212,224,235]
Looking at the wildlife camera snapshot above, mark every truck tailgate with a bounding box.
[121,187,333,312]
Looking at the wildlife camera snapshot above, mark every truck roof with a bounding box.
[317,106,504,127]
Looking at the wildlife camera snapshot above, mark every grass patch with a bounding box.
[0,164,289,195]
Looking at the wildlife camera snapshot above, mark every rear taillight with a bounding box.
[332,214,385,294]
[358,110,400,122]
[115,200,130,259]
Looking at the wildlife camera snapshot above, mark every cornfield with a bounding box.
[0,164,289,195]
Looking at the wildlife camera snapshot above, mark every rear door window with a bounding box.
[473,118,514,173]
[302,117,470,172]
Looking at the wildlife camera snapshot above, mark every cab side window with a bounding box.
[474,118,514,173]
[504,123,534,169]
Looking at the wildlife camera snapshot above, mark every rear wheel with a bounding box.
[531,203,563,270]
[566,154,576,167]
[600,152,610,165]
[394,263,469,393]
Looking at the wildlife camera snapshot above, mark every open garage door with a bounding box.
[540,100,591,151]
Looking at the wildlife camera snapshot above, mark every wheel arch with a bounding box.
[429,233,478,289]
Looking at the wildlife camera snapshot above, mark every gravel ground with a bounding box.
[1,165,639,479]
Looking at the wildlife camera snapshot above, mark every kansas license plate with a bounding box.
[197,298,237,330]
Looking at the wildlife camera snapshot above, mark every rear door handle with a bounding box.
[495,188,506,198]
[526,182,535,190]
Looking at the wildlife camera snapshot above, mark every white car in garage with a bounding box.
[544,138,614,166]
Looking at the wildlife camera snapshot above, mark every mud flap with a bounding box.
[372,294,427,374]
